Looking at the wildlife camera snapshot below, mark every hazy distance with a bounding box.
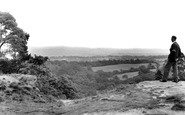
[28,46,168,57]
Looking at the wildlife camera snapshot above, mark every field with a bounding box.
[92,63,151,72]
[115,69,157,80]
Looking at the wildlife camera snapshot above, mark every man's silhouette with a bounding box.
[160,36,181,82]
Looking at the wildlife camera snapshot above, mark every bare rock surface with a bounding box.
[2,80,185,115]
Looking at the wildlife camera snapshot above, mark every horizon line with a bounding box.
[28,45,168,50]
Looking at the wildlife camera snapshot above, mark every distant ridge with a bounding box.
[28,46,168,57]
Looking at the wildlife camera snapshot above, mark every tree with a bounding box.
[138,65,150,75]
[147,63,155,69]
[0,12,29,59]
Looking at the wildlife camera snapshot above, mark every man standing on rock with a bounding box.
[160,36,182,82]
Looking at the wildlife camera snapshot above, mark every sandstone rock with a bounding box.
[9,82,19,89]
[171,103,185,111]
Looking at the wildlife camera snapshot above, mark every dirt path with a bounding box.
[1,81,185,115]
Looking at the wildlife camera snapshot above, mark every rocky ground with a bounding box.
[1,79,185,115]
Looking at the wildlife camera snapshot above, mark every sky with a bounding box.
[1,0,185,52]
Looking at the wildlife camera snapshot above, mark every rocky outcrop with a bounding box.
[0,74,54,103]
[2,76,185,114]
[155,56,185,80]
[67,81,185,115]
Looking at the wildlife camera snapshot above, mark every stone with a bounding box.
[171,103,185,111]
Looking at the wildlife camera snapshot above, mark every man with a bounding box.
[160,36,182,82]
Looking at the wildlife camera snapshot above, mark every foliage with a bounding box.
[0,12,29,59]
[123,72,155,84]
[35,74,79,99]
[46,61,98,97]
[138,65,150,75]
[0,12,83,100]
[122,75,128,79]
[46,61,84,76]
[0,59,21,74]
[147,63,156,69]
[18,55,49,75]
[0,12,163,100]
[26,54,48,66]
[0,54,48,75]
[78,58,154,67]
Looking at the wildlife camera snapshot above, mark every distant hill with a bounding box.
[28,46,168,57]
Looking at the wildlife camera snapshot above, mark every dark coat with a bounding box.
[168,42,181,62]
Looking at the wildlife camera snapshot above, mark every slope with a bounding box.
[2,80,185,115]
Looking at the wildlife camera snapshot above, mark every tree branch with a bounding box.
[0,41,6,50]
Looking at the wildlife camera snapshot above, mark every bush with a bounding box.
[46,61,99,97]
[138,65,150,75]
[122,75,128,79]
[0,59,21,74]
[147,63,156,69]
[124,72,155,84]
[36,74,79,99]
[0,56,82,99]
[0,55,48,75]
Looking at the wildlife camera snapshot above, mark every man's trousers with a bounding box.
[162,61,179,80]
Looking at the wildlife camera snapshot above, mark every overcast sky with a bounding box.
[1,0,185,52]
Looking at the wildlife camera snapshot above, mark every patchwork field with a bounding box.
[92,63,151,72]
[115,69,157,80]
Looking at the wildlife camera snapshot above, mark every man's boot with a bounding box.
[160,79,167,82]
